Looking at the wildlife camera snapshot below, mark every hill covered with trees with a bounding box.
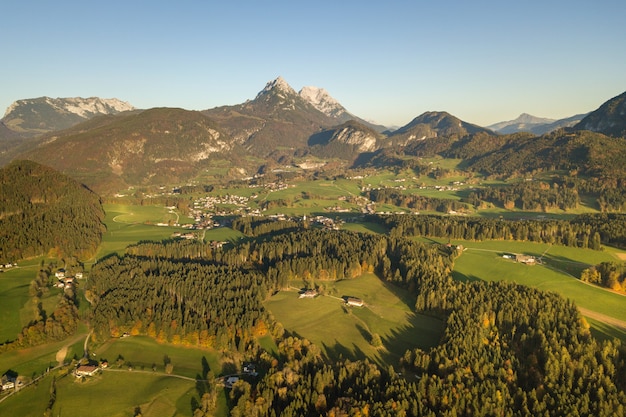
[0,160,105,262]
[85,224,626,416]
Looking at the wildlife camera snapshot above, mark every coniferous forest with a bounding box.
[0,160,105,261]
[86,226,626,416]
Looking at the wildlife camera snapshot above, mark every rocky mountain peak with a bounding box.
[255,76,297,99]
[299,86,344,118]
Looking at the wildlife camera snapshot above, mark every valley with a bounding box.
[0,81,625,416]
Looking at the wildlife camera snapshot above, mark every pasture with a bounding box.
[93,336,222,379]
[0,266,37,343]
[52,371,198,417]
[93,203,183,259]
[451,241,626,327]
[0,331,88,377]
[266,273,444,368]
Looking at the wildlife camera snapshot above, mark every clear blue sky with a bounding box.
[2,0,625,127]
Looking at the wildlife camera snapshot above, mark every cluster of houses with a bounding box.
[0,262,18,272]
[54,269,84,289]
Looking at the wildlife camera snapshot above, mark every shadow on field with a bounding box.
[452,271,481,282]
[378,313,446,369]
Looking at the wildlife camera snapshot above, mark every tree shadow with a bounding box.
[376,312,446,370]
[452,270,481,283]
[321,340,358,363]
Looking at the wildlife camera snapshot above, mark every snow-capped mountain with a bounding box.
[2,96,134,136]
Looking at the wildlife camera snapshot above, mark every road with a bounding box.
[578,307,626,332]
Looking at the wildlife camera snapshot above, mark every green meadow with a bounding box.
[266,273,444,368]
[93,203,184,260]
[51,371,199,417]
[93,336,222,379]
[0,266,37,343]
[450,240,626,326]
[0,331,88,377]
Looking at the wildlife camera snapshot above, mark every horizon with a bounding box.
[1,1,625,127]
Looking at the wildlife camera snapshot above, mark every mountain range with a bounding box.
[2,96,134,135]
[487,113,587,135]
[1,77,625,195]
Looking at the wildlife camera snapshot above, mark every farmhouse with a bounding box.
[346,297,364,307]
[75,365,99,377]
[224,376,239,388]
[1,375,16,390]
[515,254,536,265]
[299,289,318,299]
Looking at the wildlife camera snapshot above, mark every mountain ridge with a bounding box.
[2,96,134,135]
[487,112,587,135]
[575,91,626,137]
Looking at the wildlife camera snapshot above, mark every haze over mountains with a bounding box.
[486,113,587,135]
[0,77,624,195]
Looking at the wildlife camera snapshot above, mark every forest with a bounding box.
[0,160,105,262]
[86,224,625,416]
[370,213,626,249]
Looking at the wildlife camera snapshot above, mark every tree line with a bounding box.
[369,213,626,249]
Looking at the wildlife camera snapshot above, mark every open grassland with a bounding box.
[342,221,389,235]
[266,273,444,368]
[97,203,245,260]
[0,266,36,343]
[52,371,198,417]
[0,371,52,415]
[93,336,222,379]
[93,203,185,260]
[450,242,626,336]
[0,331,88,377]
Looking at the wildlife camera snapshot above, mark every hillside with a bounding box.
[575,91,626,137]
[388,111,493,146]
[0,160,105,261]
[308,120,385,160]
[17,108,246,194]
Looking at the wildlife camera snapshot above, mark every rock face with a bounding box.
[299,85,387,132]
[299,86,346,119]
[575,91,626,137]
[2,97,134,135]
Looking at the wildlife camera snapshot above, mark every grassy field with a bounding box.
[93,336,222,379]
[266,273,444,368]
[52,371,198,417]
[0,371,53,415]
[0,266,37,343]
[451,241,626,324]
[0,331,88,377]
[92,204,183,260]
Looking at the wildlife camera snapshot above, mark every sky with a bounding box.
[1,0,625,128]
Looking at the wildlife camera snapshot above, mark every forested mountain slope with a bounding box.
[0,160,105,261]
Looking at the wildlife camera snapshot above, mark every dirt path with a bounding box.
[55,345,68,365]
[579,307,626,332]
[55,333,89,365]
